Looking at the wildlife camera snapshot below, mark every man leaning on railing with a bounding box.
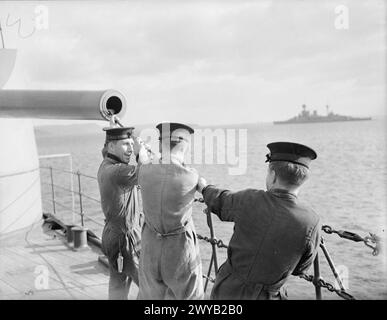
[197,142,321,300]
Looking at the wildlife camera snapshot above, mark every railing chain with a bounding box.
[298,273,356,300]
[322,224,380,256]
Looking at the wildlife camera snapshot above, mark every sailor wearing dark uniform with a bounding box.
[138,122,204,300]
[197,142,321,300]
[97,121,149,300]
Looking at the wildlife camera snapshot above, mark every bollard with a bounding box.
[66,225,74,243]
[72,226,89,250]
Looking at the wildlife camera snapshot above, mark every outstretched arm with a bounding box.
[198,177,250,222]
[292,221,321,276]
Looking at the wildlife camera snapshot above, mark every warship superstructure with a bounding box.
[274,105,372,124]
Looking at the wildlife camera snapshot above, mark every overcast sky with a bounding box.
[0,0,385,125]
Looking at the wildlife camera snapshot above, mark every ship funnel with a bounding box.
[0,89,127,121]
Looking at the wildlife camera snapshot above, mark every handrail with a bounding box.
[42,198,104,227]
[39,154,75,223]
[41,181,74,194]
[40,166,97,180]
[43,198,74,214]
[77,192,101,204]
[42,181,101,204]
[40,164,98,227]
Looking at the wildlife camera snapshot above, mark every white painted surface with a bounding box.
[0,49,16,89]
[0,119,42,235]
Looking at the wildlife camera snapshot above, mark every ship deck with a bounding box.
[0,220,138,300]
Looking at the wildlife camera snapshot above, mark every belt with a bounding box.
[144,217,190,238]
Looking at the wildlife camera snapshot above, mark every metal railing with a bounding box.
[39,154,104,229]
[39,154,76,224]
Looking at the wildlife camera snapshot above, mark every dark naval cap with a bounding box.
[266,142,317,169]
[156,122,194,142]
[103,127,135,141]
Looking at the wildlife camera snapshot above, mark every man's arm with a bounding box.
[292,221,321,276]
[115,164,139,187]
[201,185,252,222]
[134,137,152,165]
[115,136,153,187]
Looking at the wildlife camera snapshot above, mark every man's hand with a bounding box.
[197,177,208,193]
[133,136,152,164]
[132,136,144,156]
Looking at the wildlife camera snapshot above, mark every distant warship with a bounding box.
[274,105,372,124]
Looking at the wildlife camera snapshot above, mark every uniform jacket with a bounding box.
[138,158,203,299]
[202,186,321,300]
[97,154,143,268]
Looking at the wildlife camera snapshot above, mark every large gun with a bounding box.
[0,89,126,120]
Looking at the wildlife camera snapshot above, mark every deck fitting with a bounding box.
[72,226,89,251]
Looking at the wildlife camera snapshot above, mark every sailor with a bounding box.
[138,122,204,300]
[197,142,321,300]
[97,116,149,300]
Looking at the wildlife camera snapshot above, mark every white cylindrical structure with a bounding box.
[0,89,127,120]
[0,49,17,88]
[0,118,42,236]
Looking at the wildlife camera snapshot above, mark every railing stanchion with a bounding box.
[204,253,214,293]
[206,208,219,274]
[313,253,322,300]
[69,155,75,224]
[320,238,346,291]
[49,166,56,215]
[77,171,84,227]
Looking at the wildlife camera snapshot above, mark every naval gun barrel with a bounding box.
[0,89,126,121]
